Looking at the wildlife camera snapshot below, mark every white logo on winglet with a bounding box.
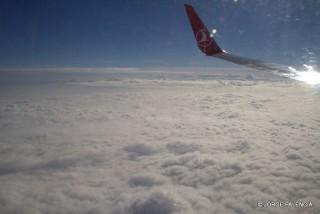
[196,29,212,47]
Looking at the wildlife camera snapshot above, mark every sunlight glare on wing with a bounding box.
[286,64,320,86]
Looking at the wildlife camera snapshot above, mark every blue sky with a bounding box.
[0,0,319,68]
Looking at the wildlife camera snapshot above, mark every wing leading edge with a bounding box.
[184,4,290,74]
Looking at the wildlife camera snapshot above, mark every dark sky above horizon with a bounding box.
[0,0,319,68]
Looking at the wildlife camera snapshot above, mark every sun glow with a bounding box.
[285,64,320,86]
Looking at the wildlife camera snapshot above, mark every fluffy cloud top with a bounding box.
[0,75,319,214]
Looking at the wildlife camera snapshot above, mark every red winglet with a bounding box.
[184,4,222,56]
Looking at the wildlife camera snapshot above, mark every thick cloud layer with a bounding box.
[0,76,319,214]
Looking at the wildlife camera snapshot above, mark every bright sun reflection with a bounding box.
[285,64,320,86]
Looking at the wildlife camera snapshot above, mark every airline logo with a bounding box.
[196,29,212,47]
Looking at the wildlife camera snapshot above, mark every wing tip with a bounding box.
[184,4,223,56]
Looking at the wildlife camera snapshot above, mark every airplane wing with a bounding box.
[184,4,290,74]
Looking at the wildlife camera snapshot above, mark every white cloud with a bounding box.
[0,75,319,214]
